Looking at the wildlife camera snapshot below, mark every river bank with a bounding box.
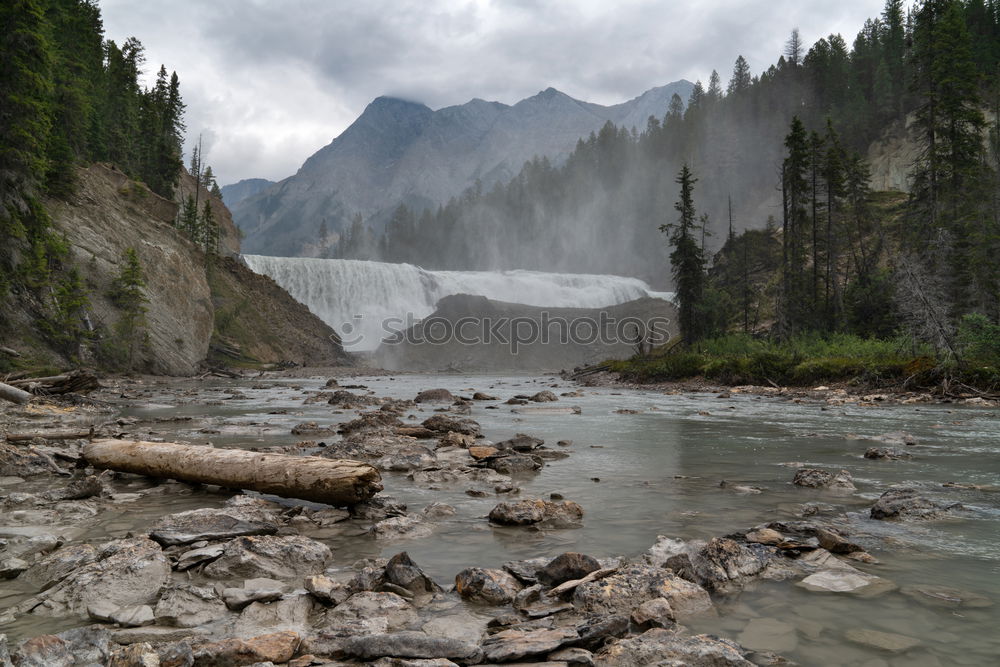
[570,369,1000,408]
[1,371,998,665]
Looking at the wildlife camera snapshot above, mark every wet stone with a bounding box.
[149,497,283,546]
[202,535,332,580]
[870,487,960,521]
[454,567,523,605]
[536,552,601,586]
[864,446,912,460]
[488,499,584,528]
[414,388,455,403]
[191,630,301,665]
[792,468,856,491]
[496,434,545,452]
[573,563,713,619]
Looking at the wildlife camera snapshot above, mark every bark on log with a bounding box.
[83,439,383,506]
[0,382,33,405]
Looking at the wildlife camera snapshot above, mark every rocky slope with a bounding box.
[3,164,348,375]
[232,81,694,257]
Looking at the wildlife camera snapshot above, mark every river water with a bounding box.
[3,373,999,664]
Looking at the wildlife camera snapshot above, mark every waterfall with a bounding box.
[243,255,673,351]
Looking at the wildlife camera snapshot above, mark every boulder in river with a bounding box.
[667,538,780,592]
[485,453,544,474]
[870,487,961,520]
[864,446,912,460]
[385,552,442,595]
[495,433,544,452]
[536,552,602,586]
[572,563,713,619]
[792,468,856,491]
[414,388,455,403]
[530,390,558,402]
[203,535,331,580]
[454,567,523,605]
[421,415,481,437]
[149,496,283,546]
[489,499,584,528]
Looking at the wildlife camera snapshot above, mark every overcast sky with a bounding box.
[99,0,884,186]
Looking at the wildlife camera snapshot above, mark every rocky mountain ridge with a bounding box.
[232,81,695,257]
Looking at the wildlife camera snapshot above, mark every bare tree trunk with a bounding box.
[0,382,33,405]
[83,439,383,506]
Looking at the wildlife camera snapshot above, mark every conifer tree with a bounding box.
[661,164,705,343]
[728,56,752,95]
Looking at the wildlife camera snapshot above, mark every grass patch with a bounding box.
[609,333,944,387]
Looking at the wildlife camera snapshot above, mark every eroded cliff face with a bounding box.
[866,109,998,193]
[47,164,215,375]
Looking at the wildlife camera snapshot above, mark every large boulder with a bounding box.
[488,499,584,528]
[454,568,523,605]
[792,468,856,491]
[149,497,283,546]
[414,388,456,403]
[870,487,960,520]
[536,552,602,586]
[573,563,713,620]
[23,538,170,619]
[670,538,780,592]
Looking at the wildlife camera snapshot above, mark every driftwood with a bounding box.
[0,382,33,405]
[0,346,20,357]
[5,426,95,442]
[83,439,383,506]
[8,369,101,395]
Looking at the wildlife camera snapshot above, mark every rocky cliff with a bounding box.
[232,81,694,257]
[4,164,348,375]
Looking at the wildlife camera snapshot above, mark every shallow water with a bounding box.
[3,373,999,664]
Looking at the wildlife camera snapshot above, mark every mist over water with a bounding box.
[242,255,673,350]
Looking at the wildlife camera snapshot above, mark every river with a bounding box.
[2,372,998,664]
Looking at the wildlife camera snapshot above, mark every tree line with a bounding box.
[0,0,187,368]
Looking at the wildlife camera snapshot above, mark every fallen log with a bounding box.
[9,369,101,395]
[6,426,95,442]
[0,346,20,357]
[0,382,33,405]
[83,439,383,506]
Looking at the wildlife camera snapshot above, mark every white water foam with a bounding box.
[243,255,673,351]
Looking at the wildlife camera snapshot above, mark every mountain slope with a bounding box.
[232,81,694,257]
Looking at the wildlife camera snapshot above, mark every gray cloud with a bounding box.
[99,0,883,185]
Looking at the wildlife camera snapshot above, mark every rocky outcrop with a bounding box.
[47,164,215,375]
